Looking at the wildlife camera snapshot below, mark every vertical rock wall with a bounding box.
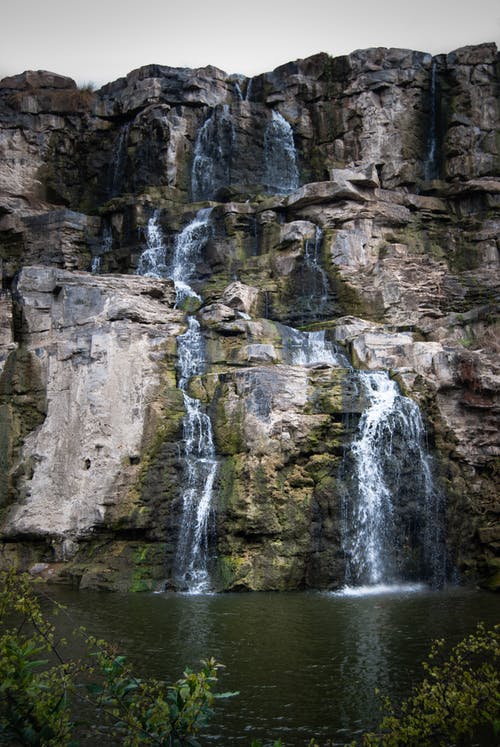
[0,43,498,590]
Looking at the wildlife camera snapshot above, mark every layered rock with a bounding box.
[0,268,187,589]
[0,43,498,591]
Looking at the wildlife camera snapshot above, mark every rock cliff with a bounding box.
[0,43,498,591]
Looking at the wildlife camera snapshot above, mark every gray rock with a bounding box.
[0,42,498,591]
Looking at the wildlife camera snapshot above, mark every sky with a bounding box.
[1,0,499,88]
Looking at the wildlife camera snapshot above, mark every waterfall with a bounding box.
[191,106,234,201]
[304,228,329,302]
[263,110,300,194]
[165,210,217,592]
[281,325,349,367]
[341,371,446,589]
[233,81,243,101]
[135,209,217,591]
[191,114,215,201]
[109,122,130,197]
[302,226,330,318]
[91,223,113,274]
[174,317,218,592]
[137,211,168,278]
[245,77,254,101]
[169,208,212,306]
[424,62,439,181]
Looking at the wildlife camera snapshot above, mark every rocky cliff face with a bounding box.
[0,43,498,591]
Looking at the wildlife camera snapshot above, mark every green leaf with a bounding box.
[86,683,104,695]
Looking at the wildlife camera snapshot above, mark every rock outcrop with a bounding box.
[0,44,498,591]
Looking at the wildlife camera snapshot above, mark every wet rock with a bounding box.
[0,43,498,590]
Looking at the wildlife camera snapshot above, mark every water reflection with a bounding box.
[169,593,217,666]
[46,587,500,745]
[338,596,392,733]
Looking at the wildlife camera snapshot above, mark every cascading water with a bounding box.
[245,77,254,101]
[167,210,217,591]
[191,106,234,201]
[136,208,216,592]
[280,324,445,592]
[233,81,243,101]
[137,210,168,278]
[424,61,439,181]
[109,122,130,197]
[174,316,218,592]
[281,325,349,367]
[263,110,300,194]
[132,100,446,596]
[301,226,330,319]
[192,114,216,201]
[304,228,329,299]
[169,208,212,306]
[341,371,446,590]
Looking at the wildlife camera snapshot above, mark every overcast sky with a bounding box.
[2,0,499,87]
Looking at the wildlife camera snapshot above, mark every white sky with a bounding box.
[1,0,499,87]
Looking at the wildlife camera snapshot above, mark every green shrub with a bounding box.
[362,623,500,747]
[0,571,235,745]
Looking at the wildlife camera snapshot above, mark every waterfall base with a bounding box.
[334,583,427,597]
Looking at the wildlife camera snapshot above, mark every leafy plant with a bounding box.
[0,571,235,745]
[83,637,233,746]
[0,570,77,745]
[361,622,500,747]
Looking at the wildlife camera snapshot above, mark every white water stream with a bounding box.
[174,317,218,592]
[170,210,217,591]
[137,209,217,592]
[264,110,300,194]
[191,106,234,201]
[281,325,349,367]
[169,208,212,306]
[342,371,445,589]
[137,210,167,279]
[304,227,329,307]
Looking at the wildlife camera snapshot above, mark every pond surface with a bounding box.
[48,585,500,746]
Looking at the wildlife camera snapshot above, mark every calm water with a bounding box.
[47,585,500,746]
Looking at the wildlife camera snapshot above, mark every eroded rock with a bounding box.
[1,268,183,543]
[0,43,498,590]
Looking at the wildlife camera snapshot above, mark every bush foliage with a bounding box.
[0,571,235,745]
[361,622,500,747]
